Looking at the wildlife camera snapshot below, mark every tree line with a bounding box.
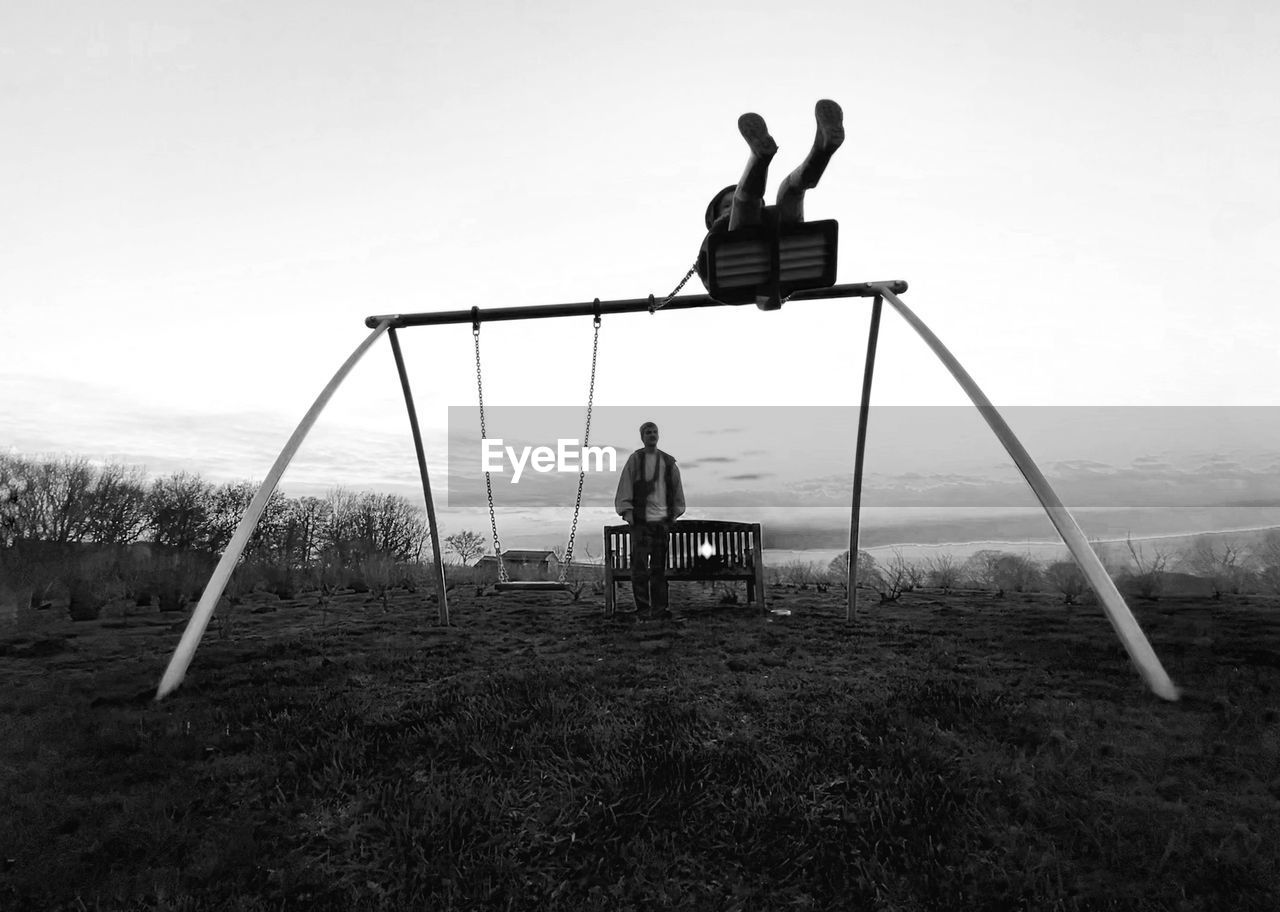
[0,453,429,566]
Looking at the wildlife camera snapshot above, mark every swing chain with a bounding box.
[558,308,601,583]
[473,322,508,583]
[648,261,699,314]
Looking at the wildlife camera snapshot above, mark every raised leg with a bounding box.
[729,113,777,230]
[776,99,844,225]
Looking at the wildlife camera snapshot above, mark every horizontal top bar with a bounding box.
[364,280,908,329]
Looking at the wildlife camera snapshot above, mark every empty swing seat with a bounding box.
[703,219,839,310]
[493,580,576,593]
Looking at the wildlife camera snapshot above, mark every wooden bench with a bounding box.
[602,520,767,616]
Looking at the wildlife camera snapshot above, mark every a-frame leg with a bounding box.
[389,328,450,626]
[848,294,883,621]
[156,321,394,699]
[872,285,1179,701]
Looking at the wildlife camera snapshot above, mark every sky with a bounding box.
[3,0,1279,552]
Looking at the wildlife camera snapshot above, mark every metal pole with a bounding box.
[848,294,883,622]
[388,328,450,626]
[870,284,1179,702]
[157,320,394,699]
[365,281,908,329]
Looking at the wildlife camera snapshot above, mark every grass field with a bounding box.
[2,581,1279,910]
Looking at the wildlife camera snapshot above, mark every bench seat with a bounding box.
[602,520,768,616]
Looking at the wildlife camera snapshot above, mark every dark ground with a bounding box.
[2,581,1278,910]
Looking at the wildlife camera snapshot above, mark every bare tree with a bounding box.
[323,487,427,563]
[896,551,926,591]
[1120,534,1171,599]
[0,455,33,545]
[874,551,914,602]
[87,462,149,545]
[994,553,1042,594]
[23,455,97,543]
[1255,530,1280,595]
[368,492,429,561]
[199,480,294,560]
[925,553,961,591]
[1179,535,1253,598]
[771,560,818,588]
[444,530,487,565]
[828,550,881,591]
[962,550,1041,596]
[205,480,257,554]
[321,486,362,562]
[963,550,1005,594]
[275,496,332,567]
[1045,560,1088,604]
[147,472,213,551]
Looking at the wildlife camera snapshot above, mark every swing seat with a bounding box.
[704,219,838,310]
[494,580,576,593]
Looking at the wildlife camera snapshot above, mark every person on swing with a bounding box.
[696,99,845,285]
[615,422,686,619]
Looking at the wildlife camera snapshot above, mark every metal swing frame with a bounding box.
[156,277,1181,703]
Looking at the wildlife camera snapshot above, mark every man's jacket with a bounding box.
[615,448,686,524]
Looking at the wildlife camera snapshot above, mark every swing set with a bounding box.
[155,213,1182,704]
[473,303,600,593]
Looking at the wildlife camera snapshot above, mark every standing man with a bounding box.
[615,422,686,618]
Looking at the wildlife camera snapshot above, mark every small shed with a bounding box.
[501,550,560,581]
[472,555,501,583]
[471,550,560,583]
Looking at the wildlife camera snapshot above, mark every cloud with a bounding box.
[9,385,1280,516]
[0,371,445,496]
[1045,459,1115,475]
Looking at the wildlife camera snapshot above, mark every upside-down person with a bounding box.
[696,99,845,289]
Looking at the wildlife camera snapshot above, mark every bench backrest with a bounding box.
[604,520,762,572]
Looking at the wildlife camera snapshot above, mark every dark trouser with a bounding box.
[733,143,839,229]
[775,149,836,224]
[629,521,670,613]
[730,151,773,231]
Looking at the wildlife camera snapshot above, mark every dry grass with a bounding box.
[2,582,1278,910]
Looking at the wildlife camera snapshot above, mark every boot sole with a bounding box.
[815,99,844,148]
[738,113,778,158]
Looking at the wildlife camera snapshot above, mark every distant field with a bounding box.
[2,582,1278,910]
[768,523,1280,571]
